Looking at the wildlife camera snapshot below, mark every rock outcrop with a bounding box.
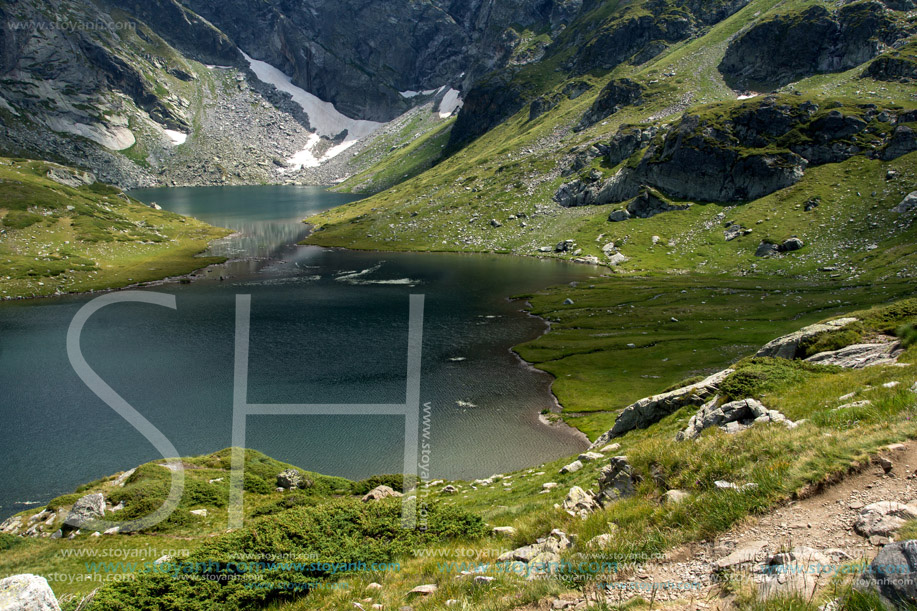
[719,3,906,91]
[497,529,574,579]
[63,493,105,531]
[755,318,859,359]
[676,397,797,441]
[805,340,905,369]
[276,469,308,490]
[865,42,917,82]
[361,485,403,502]
[576,79,645,130]
[591,369,733,446]
[0,574,60,611]
[595,456,638,505]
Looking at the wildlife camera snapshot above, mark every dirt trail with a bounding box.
[526,441,917,610]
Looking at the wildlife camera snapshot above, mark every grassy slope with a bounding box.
[0,158,229,299]
[1,302,915,611]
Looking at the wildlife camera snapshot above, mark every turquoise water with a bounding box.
[0,186,592,518]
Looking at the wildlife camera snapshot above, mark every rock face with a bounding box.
[576,79,644,130]
[64,493,105,530]
[676,397,797,441]
[563,97,917,211]
[865,43,917,82]
[361,485,403,502]
[719,3,905,91]
[591,369,733,446]
[0,574,60,611]
[805,341,904,369]
[755,318,859,359]
[857,540,917,607]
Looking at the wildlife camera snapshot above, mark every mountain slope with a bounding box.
[306,0,917,281]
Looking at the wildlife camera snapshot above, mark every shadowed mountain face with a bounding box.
[170,0,583,122]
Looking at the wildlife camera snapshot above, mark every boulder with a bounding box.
[591,369,733,445]
[361,485,403,502]
[492,526,516,538]
[755,318,858,359]
[577,79,644,129]
[778,237,804,252]
[562,486,599,517]
[882,125,917,161]
[276,469,306,489]
[755,242,780,258]
[759,547,831,601]
[607,253,629,267]
[608,209,631,222]
[805,341,904,369]
[64,493,105,530]
[854,502,917,537]
[857,540,917,607]
[45,167,96,188]
[714,540,768,571]
[409,584,437,596]
[0,574,60,611]
[578,452,604,463]
[596,456,637,505]
[560,461,583,474]
[677,397,795,440]
[441,485,458,495]
[893,192,917,214]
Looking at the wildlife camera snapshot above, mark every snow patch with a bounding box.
[737,93,759,100]
[400,88,438,98]
[164,129,188,145]
[438,88,463,118]
[242,51,379,140]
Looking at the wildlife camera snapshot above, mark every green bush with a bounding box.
[2,210,43,229]
[46,493,81,512]
[242,474,272,495]
[719,358,831,400]
[0,533,24,552]
[896,322,917,348]
[89,498,487,611]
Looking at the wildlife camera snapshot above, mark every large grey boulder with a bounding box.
[562,486,599,517]
[64,493,105,530]
[497,530,573,580]
[805,341,904,369]
[856,540,917,607]
[755,318,858,360]
[0,574,60,611]
[894,192,917,214]
[591,369,733,446]
[854,502,917,538]
[45,167,96,188]
[626,190,689,219]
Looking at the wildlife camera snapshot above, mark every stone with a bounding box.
[755,242,780,258]
[473,576,494,585]
[588,533,614,548]
[45,166,95,189]
[189,509,208,517]
[715,540,768,570]
[607,253,629,267]
[64,493,105,530]
[361,485,403,502]
[724,224,743,241]
[856,540,917,607]
[409,584,437,596]
[854,502,917,537]
[677,397,793,440]
[0,574,61,611]
[102,526,120,535]
[759,547,831,601]
[492,526,516,538]
[441,485,458,495]
[626,190,688,219]
[663,490,691,505]
[600,443,621,453]
[563,298,574,305]
[756,318,858,359]
[596,456,637,505]
[779,237,805,252]
[276,469,306,489]
[490,219,501,228]
[805,342,904,369]
[578,452,604,462]
[592,369,733,445]
[542,482,558,490]
[894,192,917,214]
[367,583,383,590]
[153,555,172,566]
[560,461,583,474]
[608,209,631,222]
[562,486,599,516]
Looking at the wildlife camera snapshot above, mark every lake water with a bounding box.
[0,186,592,519]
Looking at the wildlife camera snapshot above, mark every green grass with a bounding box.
[0,158,230,299]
